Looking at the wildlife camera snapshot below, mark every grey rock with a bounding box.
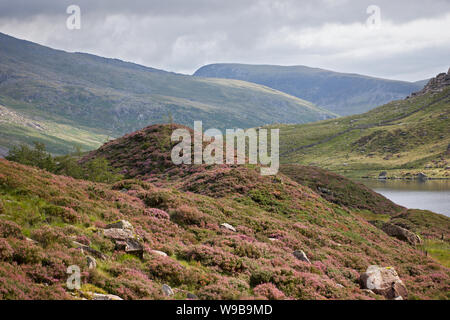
[103,228,135,241]
[187,292,198,300]
[151,250,168,257]
[86,256,96,269]
[293,250,311,263]
[162,284,174,296]
[73,241,107,260]
[381,223,422,246]
[220,223,236,232]
[360,265,408,300]
[416,172,428,180]
[91,293,123,300]
[105,220,134,231]
[115,238,144,258]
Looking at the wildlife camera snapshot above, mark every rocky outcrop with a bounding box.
[410,68,450,98]
[360,265,407,300]
[381,223,422,246]
[103,220,144,258]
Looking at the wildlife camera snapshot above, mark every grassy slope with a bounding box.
[1,125,449,299]
[275,86,450,178]
[0,33,334,154]
[1,159,449,300]
[194,63,423,116]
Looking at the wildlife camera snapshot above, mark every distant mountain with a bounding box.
[194,63,425,116]
[0,33,333,154]
[275,69,450,179]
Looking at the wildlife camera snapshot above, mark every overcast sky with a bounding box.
[0,0,449,81]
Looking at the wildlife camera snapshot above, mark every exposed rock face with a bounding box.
[293,250,311,263]
[381,223,422,246]
[360,265,408,300]
[411,68,450,97]
[220,223,236,232]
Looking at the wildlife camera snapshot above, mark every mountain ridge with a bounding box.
[0,32,333,155]
[194,63,425,116]
[275,69,450,179]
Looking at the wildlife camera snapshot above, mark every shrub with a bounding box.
[170,205,209,227]
[139,190,172,209]
[197,277,249,300]
[144,208,170,220]
[147,256,187,286]
[253,283,286,300]
[180,245,246,274]
[0,220,23,239]
[30,226,71,248]
[0,239,14,261]
[42,205,81,224]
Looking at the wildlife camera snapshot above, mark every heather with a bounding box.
[1,143,449,299]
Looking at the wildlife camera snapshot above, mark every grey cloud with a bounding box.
[0,0,449,80]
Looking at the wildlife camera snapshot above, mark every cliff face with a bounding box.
[411,68,450,97]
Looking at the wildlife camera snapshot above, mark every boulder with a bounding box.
[91,293,123,300]
[103,220,143,258]
[220,223,236,232]
[378,171,387,179]
[360,265,407,300]
[151,250,168,257]
[416,172,428,180]
[115,238,144,258]
[162,284,174,296]
[381,223,422,245]
[73,241,107,260]
[103,228,135,241]
[86,256,97,269]
[187,292,198,300]
[293,250,311,263]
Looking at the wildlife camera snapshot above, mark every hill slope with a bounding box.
[0,33,333,155]
[194,63,424,116]
[275,69,450,179]
[1,124,449,299]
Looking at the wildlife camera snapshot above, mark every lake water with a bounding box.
[357,179,450,217]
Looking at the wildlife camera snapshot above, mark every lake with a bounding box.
[357,179,450,217]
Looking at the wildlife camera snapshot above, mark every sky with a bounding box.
[0,0,449,81]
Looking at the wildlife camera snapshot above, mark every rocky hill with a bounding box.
[275,69,450,179]
[0,33,333,155]
[410,68,450,97]
[2,124,448,300]
[194,63,424,116]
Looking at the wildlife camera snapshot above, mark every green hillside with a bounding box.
[0,33,334,155]
[194,63,423,116]
[275,71,450,179]
[1,125,448,300]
